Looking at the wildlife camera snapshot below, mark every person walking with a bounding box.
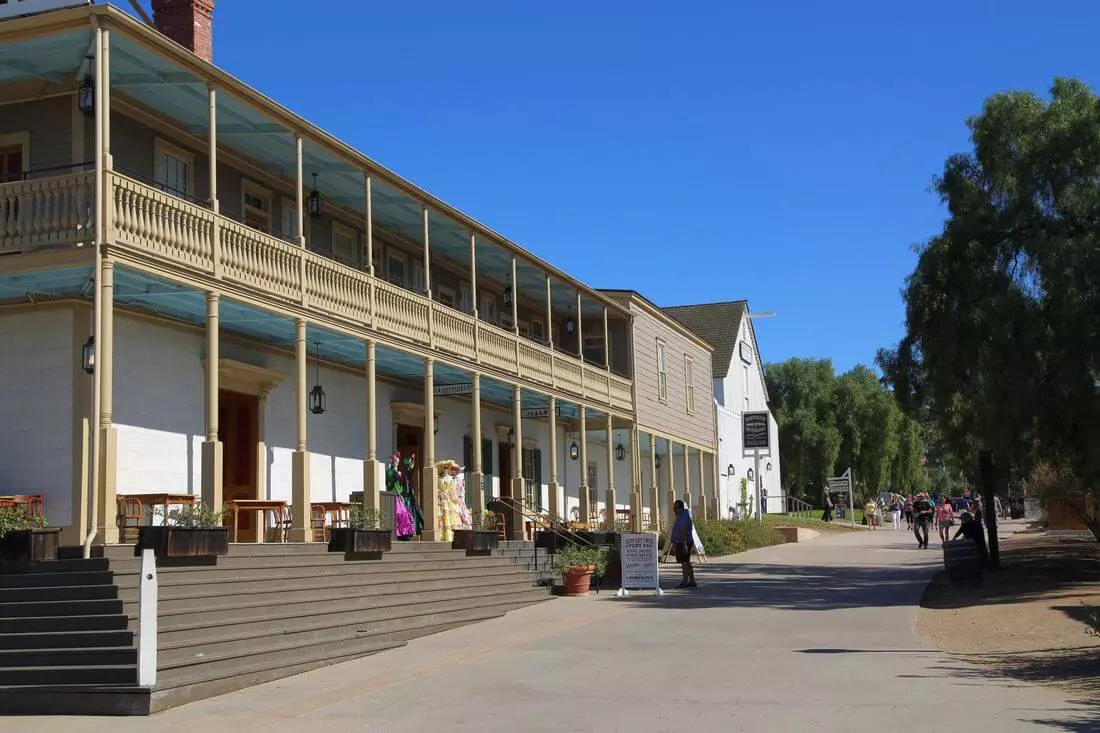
[913,492,933,548]
[935,496,955,545]
[903,495,914,530]
[864,497,878,530]
[822,492,834,523]
[670,500,697,589]
[890,495,902,530]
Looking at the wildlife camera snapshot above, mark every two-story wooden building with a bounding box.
[0,1,720,547]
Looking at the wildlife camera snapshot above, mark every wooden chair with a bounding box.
[116,496,144,543]
[11,495,43,519]
[489,511,507,540]
[268,506,292,543]
[309,503,327,542]
[615,508,632,526]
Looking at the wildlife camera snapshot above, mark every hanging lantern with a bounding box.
[615,436,625,462]
[565,307,575,335]
[507,427,515,447]
[81,336,95,375]
[569,440,579,461]
[503,282,513,307]
[309,342,326,414]
[307,173,324,219]
[655,454,662,470]
[78,56,95,117]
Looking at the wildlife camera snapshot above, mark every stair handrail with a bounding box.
[489,494,598,550]
[786,495,814,519]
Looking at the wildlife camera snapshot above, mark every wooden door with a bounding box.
[219,390,259,541]
[395,424,423,509]
[0,145,23,183]
[499,442,512,499]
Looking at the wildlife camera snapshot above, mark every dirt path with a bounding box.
[916,531,1100,702]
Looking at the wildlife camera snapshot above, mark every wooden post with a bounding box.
[200,292,223,511]
[470,374,484,513]
[290,319,310,541]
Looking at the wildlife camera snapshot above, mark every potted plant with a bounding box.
[553,545,608,596]
[329,505,392,554]
[601,521,629,587]
[452,511,501,557]
[0,507,59,564]
[137,502,230,558]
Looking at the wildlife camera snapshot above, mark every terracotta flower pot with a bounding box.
[562,564,596,596]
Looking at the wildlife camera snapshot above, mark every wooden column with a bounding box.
[289,319,310,541]
[421,359,439,540]
[629,426,640,531]
[545,276,553,348]
[294,134,305,247]
[470,374,484,513]
[422,205,431,297]
[602,306,610,370]
[469,232,478,317]
[578,406,589,523]
[362,340,379,511]
[95,259,118,543]
[207,84,218,212]
[681,444,692,512]
[510,385,524,538]
[364,175,373,275]
[575,294,583,358]
[604,414,615,529]
[665,439,676,519]
[648,433,660,530]
[696,446,708,520]
[510,256,519,333]
[547,396,559,518]
[200,292,223,511]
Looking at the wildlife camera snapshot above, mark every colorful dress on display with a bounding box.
[387,453,415,540]
[437,471,459,542]
[453,473,472,529]
[402,454,425,537]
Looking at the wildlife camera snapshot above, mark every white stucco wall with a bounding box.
[0,309,74,527]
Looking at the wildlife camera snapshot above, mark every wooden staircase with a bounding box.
[0,542,551,715]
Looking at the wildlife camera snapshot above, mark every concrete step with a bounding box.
[107,551,483,575]
[0,598,123,618]
[137,573,537,623]
[158,587,550,661]
[0,614,130,634]
[0,584,118,604]
[0,571,115,589]
[0,664,136,686]
[0,684,151,716]
[0,629,134,650]
[0,646,137,668]
[117,565,528,604]
[108,555,513,586]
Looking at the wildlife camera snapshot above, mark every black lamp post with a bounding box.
[309,342,326,414]
[307,173,324,219]
[78,56,95,117]
[81,336,95,375]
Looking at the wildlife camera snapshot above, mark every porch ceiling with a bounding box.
[0,264,93,300]
[0,28,90,86]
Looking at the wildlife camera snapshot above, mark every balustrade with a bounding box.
[0,172,94,254]
[432,306,477,359]
[554,358,584,396]
[112,174,214,270]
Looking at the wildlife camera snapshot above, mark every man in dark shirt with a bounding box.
[954,511,989,567]
[912,492,934,549]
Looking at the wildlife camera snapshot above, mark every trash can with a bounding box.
[943,539,981,586]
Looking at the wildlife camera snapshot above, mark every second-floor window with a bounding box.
[242,181,271,233]
[0,141,23,183]
[479,292,498,324]
[280,198,298,242]
[532,316,546,343]
[685,356,696,413]
[154,139,192,198]
[459,282,473,314]
[332,223,358,267]
[387,251,407,286]
[656,339,668,402]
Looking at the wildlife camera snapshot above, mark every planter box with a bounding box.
[138,526,230,558]
[451,529,500,557]
[328,528,392,554]
[0,528,60,564]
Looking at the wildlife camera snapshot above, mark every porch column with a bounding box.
[422,205,431,297]
[648,433,660,531]
[95,260,118,543]
[362,339,379,511]
[604,414,615,529]
[510,385,524,538]
[469,232,478,317]
[602,306,610,370]
[255,387,269,502]
[470,374,484,514]
[200,292,223,511]
[207,84,218,212]
[289,319,310,541]
[545,276,553,349]
[665,439,676,525]
[710,452,721,518]
[510,256,519,334]
[577,406,589,523]
[364,175,373,274]
[294,134,305,247]
[575,294,583,358]
[681,444,692,513]
[66,307,91,547]
[101,24,111,171]
[629,427,641,532]
[421,359,439,541]
[547,396,560,518]
[696,447,708,520]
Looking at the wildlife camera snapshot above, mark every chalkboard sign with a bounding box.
[743,411,770,450]
[618,533,662,596]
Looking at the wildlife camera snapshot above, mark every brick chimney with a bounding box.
[151,0,215,63]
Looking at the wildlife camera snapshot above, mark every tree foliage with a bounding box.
[765,359,926,502]
[879,78,1100,539]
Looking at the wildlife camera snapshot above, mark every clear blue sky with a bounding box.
[135,0,1098,373]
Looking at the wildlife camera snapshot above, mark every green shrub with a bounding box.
[348,505,383,529]
[660,519,786,557]
[0,506,46,539]
[171,502,227,528]
[552,545,608,577]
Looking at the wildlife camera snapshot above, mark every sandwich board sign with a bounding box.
[616,533,664,597]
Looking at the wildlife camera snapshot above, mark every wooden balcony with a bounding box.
[0,171,633,413]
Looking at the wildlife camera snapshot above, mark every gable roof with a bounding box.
[662,301,747,376]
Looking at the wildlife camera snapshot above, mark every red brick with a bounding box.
[152,0,215,63]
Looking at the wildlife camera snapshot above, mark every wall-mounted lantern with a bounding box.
[615,435,625,462]
[726,463,735,478]
[81,336,95,375]
[78,56,95,117]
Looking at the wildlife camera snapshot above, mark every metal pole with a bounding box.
[848,468,855,529]
[753,448,762,522]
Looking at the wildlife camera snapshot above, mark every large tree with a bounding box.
[879,78,1100,540]
[765,358,842,502]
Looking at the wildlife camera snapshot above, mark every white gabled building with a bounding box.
[664,301,782,518]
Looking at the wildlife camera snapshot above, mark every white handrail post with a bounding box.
[138,548,158,687]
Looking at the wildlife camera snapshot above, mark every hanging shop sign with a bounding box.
[742,411,770,450]
[434,383,473,396]
[520,406,562,419]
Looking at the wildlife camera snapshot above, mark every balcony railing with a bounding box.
[103,172,633,411]
[0,171,95,254]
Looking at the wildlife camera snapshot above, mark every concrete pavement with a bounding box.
[11,524,1096,732]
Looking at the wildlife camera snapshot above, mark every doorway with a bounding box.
[395,424,423,510]
[219,389,260,541]
[498,441,513,499]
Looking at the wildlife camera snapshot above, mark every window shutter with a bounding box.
[482,437,494,505]
[533,449,543,510]
[463,435,473,506]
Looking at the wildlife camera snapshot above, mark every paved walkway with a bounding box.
[16,524,1097,732]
